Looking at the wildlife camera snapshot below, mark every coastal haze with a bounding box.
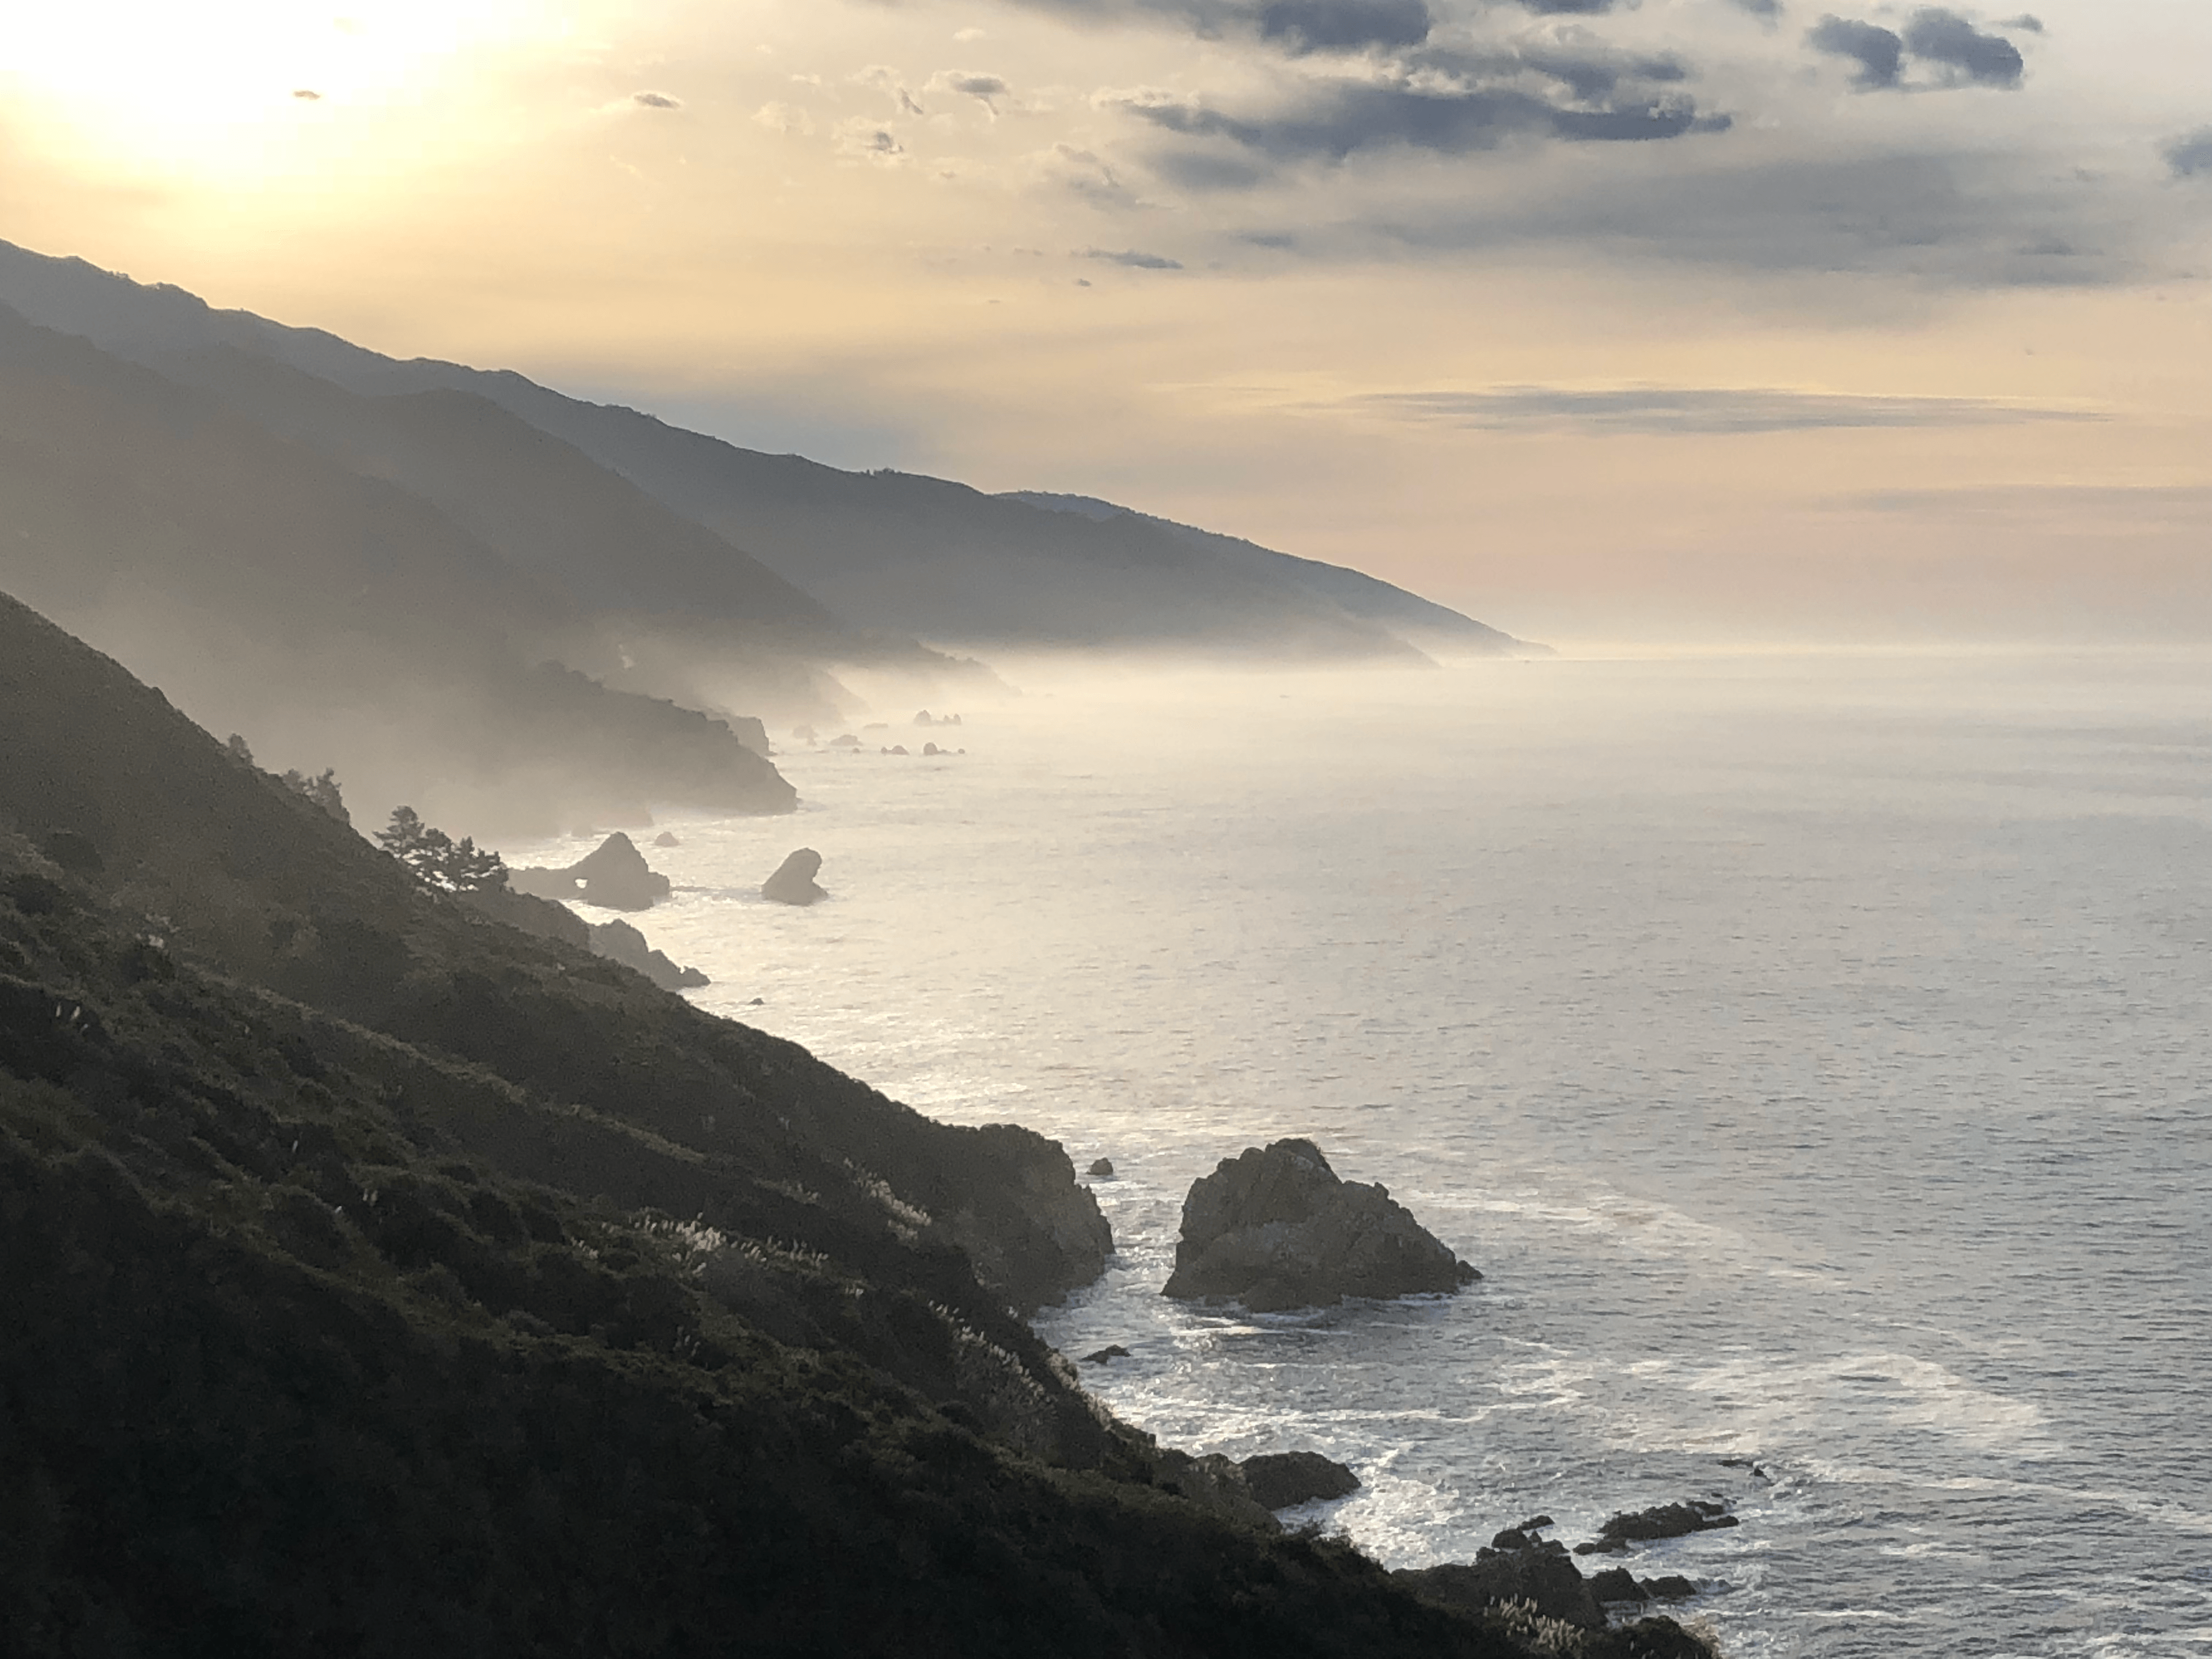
[4,1,2211,1656]
[550,651,2212,1658]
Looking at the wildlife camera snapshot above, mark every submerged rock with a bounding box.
[1161,1138,1480,1311]
[510,832,671,912]
[1237,1451,1359,1510]
[762,848,827,906]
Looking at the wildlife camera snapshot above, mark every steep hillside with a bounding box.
[0,236,1537,661]
[0,593,1714,1658]
[0,306,794,836]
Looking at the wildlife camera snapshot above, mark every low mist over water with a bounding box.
[520,649,2212,1659]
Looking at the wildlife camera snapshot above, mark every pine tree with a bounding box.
[376,807,507,892]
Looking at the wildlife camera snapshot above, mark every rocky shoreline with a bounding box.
[0,589,1722,1657]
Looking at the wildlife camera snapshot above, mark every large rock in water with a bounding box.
[1238,1451,1360,1509]
[1162,1139,1480,1311]
[510,832,671,911]
[762,848,826,906]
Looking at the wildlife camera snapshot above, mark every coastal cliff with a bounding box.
[0,589,1713,1657]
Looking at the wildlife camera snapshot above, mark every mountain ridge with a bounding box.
[0,236,1541,662]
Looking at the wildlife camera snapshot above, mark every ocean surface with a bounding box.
[517,650,2212,1658]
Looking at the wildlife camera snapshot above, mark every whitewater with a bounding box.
[514,649,2212,1659]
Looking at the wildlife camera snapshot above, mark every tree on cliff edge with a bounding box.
[376,805,508,893]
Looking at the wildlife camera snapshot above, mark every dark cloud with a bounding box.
[1808,16,1903,88]
[1998,13,2043,31]
[1730,0,1784,17]
[1082,247,1184,267]
[633,90,681,109]
[1809,10,2028,92]
[1256,0,1432,52]
[933,70,1012,113]
[1317,384,2103,434]
[1902,9,2025,88]
[1517,0,1619,13]
[2168,128,2212,180]
[1114,42,1725,170]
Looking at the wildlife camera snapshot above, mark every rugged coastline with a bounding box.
[0,590,1717,1656]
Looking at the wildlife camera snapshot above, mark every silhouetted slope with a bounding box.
[0,593,1727,1659]
[1005,491,1544,656]
[137,342,840,634]
[0,236,1537,660]
[0,306,795,832]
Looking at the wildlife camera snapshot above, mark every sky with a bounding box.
[2,0,2208,645]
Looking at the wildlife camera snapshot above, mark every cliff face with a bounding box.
[0,592,1702,1658]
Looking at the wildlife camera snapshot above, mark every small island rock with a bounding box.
[1161,1138,1480,1311]
[762,849,827,906]
[1088,1158,1115,1179]
[652,831,680,848]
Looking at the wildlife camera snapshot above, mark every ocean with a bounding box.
[514,649,2212,1658]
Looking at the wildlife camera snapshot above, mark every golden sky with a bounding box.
[3,0,2209,643]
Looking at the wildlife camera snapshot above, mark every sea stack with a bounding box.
[510,832,672,911]
[1162,1138,1480,1312]
[762,848,827,906]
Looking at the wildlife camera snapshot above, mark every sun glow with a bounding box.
[1,1,566,188]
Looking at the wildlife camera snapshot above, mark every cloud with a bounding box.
[1729,0,1784,16]
[1810,9,2028,92]
[632,90,681,109]
[854,66,926,116]
[753,101,815,135]
[1081,246,1184,267]
[1310,384,2104,434]
[930,69,1013,115]
[1902,9,2025,88]
[2162,127,2212,180]
[1036,142,1141,203]
[1998,13,2043,31]
[1111,43,1726,171]
[1808,16,1904,88]
[1348,151,2142,289]
[835,119,907,161]
[291,88,323,101]
[1255,0,1433,53]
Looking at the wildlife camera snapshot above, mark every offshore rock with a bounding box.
[1238,1451,1360,1510]
[510,832,671,911]
[762,848,826,906]
[1161,1138,1480,1312]
[1574,1500,1739,1555]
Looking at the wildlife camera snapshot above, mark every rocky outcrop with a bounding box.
[1088,1158,1115,1179]
[1162,1139,1480,1311]
[1395,1530,1604,1631]
[1588,1567,1699,1604]
[762,848,826,906]
[1238,1451,1360,1510]
[587,918,709,991]
[510,832,671,911]
[1574,1501,1738,1555]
